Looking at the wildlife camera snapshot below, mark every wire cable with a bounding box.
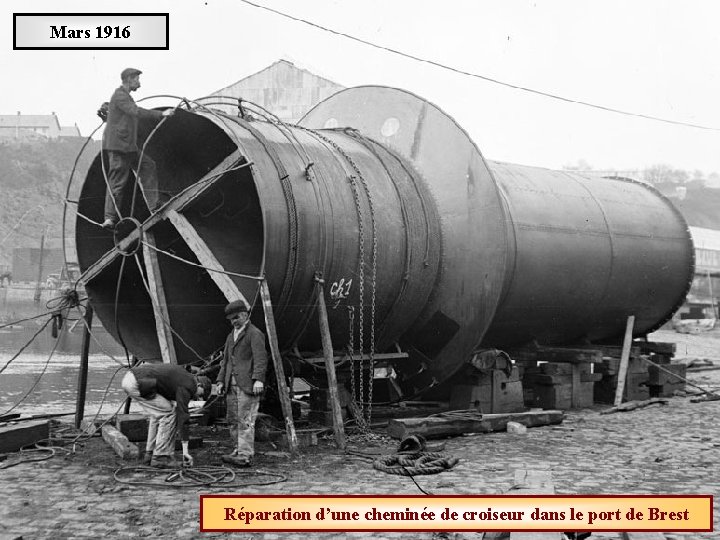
[238,0,720,132]
[0,318,52,376]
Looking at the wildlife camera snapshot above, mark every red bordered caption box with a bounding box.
[200,494,713,533]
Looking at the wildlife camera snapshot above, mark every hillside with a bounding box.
[0,138,101,267]
[663,184,720,230]
[0,141,718,270]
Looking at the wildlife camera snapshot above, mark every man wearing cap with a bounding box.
[101,68,174,229]
[216,300,268,466]
[121,363,212,469]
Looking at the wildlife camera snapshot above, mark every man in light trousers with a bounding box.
[216,300,268,467]
[121,363,210,468]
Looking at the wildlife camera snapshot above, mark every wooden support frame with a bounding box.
[614,315,636,406]
[167,210,250,308]
[81,153,250,285]
[168,211,297,452]
[74,304,94,428]
[260,280,298,453]
[142,230,177,364]
[315,274,346,449]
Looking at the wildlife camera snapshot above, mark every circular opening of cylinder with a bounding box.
[76,110,264,363]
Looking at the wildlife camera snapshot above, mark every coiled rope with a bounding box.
[373,452,459,476]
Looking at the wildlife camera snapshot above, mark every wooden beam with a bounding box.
[259,280,298,453]
[74,304,93,429]
[81,153,248,285]
[315,275,346,450]
[614,315,636,406]
[387,410,565,440]
[142,231,177,364]
[0,420,49,453]
[166,209,250,307]
[300,352,409,365]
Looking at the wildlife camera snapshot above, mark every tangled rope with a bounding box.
[373,452,459,476]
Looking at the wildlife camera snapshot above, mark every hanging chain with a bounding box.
[301,127,378,428]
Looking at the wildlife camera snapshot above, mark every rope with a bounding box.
[0,318,52,375]
[113,465,287,488]
[140,240,263,281]
[1,324,62,415]
[373,452,459,476]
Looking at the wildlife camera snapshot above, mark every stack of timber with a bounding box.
[639,342,686,397]
[448,349,524,413]
[511,347,603,410]
[594,347,648,403]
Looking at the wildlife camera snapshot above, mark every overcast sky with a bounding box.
[3,0,720,173]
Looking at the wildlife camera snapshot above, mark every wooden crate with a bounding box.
[449,367,524,413]
[522,363,598,409]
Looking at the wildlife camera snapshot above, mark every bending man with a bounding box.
[121,363,211,468]
[216,300,268,467]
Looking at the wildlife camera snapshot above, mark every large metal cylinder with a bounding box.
[482,161,694,347]
[76,86,693,389]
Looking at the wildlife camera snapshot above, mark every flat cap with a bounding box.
[224,300,248,318]
[120,67,142,81]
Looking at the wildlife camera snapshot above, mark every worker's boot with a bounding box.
[150,455,180,469]
[142,451,153,465]
[221,451,251,467]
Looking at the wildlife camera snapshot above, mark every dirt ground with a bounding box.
[0,327,718,540]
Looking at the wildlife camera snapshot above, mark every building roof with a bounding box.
[213,59,343,95]
[0,114,61,129]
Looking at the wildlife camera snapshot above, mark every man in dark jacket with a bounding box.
[216,300,268,466]
[121,363,211,468]
[101,67,174,229]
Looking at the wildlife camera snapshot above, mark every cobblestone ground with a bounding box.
[0,329,718,540]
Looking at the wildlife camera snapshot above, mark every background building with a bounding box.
[208,59,344,123]
[0,112,81,141]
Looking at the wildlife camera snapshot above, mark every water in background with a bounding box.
[0,352,131,417]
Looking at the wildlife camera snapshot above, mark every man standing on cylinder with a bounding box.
[121,363,211,469]
[216,300,268,467]
[101,67,174,229]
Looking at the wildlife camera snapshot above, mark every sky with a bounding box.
[3,0,720,174]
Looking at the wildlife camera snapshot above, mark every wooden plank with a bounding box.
[260,279,298,453]
[614,316,636,406]
[300,351,409,365]
[166,210,250,308]
[536,348,603,364]
[637,341,676,356]
[101,424,140,460]
[315,276,346,449]
[0,420,49,453]
[80,152,249,285]
[387,410,565,440]
[142,231,177,364]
